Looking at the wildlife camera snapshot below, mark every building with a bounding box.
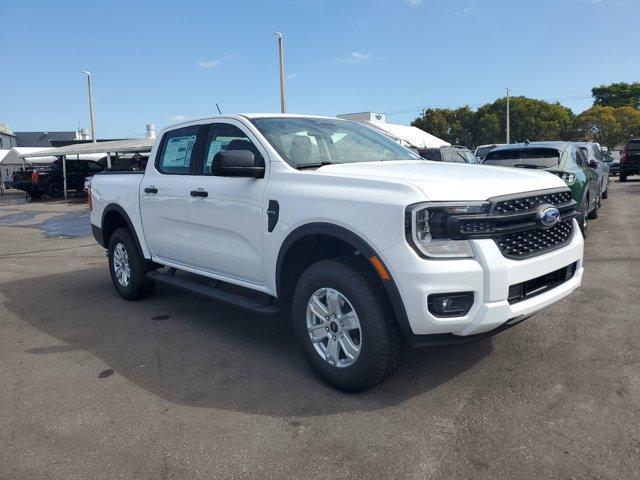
[0,124,17,150]
[14,130,84,147]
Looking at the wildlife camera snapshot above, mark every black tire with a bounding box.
[27,191,42,200]
[292,259,402,392]
[588,193,599,220]
[602,186,608,199]
[579,198,588,238]
[619,173,627,182]
[46,181,63,198]
[107,228,155,300]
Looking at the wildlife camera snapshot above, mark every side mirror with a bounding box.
[212,150,265,178]
[588,159,598,169]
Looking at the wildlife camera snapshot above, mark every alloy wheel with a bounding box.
[306,288,362,368]
[113,243,131,287]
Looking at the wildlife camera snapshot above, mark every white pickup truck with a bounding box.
[90,114,584,391]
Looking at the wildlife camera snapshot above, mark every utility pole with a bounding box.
[506,87,511,144]
[274,32,286,113]
[81,71,97,143]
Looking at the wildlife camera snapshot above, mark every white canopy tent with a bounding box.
[19,138,154,199]
[337,112,450,149]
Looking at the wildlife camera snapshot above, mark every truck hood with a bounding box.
[316,160,567,201]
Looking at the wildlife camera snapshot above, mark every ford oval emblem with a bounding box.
[538,205,560,227]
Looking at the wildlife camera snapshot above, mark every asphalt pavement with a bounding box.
[0,181,638,479]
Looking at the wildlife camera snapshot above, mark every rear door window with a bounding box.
[157,126,199,174]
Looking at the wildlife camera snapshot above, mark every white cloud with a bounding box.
[350,19,367,27]
[406,0,423,6]
[197,59,219,69]
[196,53,235,69]
[455,6,474,15]
[169,114,189,122]
[339,51,372,64]
[287,73,299,79]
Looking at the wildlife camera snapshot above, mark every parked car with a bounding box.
[474,143,505,161]
[577,142,610,199]
[11,158,105,198]
[416,145,479,163]
[90,115,583,392]
[620,138,640,182]
[601,147,620,176]
[483,142,599,237]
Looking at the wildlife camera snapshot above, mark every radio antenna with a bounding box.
[216,103,223,115]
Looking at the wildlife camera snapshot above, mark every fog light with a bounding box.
[428,292,474,318]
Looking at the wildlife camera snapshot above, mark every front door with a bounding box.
[187,121,268,285]
[140,124,204,267]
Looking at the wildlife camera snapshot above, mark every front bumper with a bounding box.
[381,219,584,339]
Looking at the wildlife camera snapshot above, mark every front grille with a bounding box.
[494,191,572,214]
[444,188,577,260]
[496,219,574,259]
[508,262,577,304]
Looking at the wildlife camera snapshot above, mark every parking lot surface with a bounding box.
[0,182,638,479]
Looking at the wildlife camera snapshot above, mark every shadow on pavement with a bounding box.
[1,267,491,417]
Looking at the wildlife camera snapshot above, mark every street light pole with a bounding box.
[506,87,511,144]
[273,32,286,113]
[81,71,97,143]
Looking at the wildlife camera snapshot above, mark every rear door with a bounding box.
[140,124,206,267]
[187,120,268,285]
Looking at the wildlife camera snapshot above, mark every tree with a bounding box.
[592,82,640,109]
[411,106,475,146]
[574,105,640,147]
[475,96,575,144]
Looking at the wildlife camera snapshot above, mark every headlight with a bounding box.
[405,202,489,259]
[560,172,575,185]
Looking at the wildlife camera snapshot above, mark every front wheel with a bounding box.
[46,181,63,198]
[292,259,402,392]
[588,193,599,220]
[108,228,155,300]
[620,173,627,182]
[579,198,588,238]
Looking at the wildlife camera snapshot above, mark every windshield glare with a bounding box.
[250,117,420,168]
[483,148,560,169]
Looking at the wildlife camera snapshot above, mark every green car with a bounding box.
[483,142,600,237]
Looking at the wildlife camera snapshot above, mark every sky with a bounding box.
[1,0,639,138]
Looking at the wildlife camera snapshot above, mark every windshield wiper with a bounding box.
[296,161,334,170]
[513,163,543,169]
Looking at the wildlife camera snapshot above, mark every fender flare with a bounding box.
[101,204,147,258]
[276,222,412,338]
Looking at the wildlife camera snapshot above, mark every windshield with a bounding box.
[483,148,560,169]
[250,117,420,168]
[475,146,496,159]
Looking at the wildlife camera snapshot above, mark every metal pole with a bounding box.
[107,152,112,169]
[274,32,286,113]
[506,88,510,144]
[82,71,97,143]
[62,156,68,200]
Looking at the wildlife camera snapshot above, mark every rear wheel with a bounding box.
[108,228,155,300]
[620,173,627,182]
[292,259,402,392]
[46,181,63,198]
[602,185,608,199]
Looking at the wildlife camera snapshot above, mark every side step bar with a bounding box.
[147,270,281,315]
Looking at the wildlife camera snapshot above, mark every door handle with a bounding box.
[144,187,158,194]
[190,190,208,198]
